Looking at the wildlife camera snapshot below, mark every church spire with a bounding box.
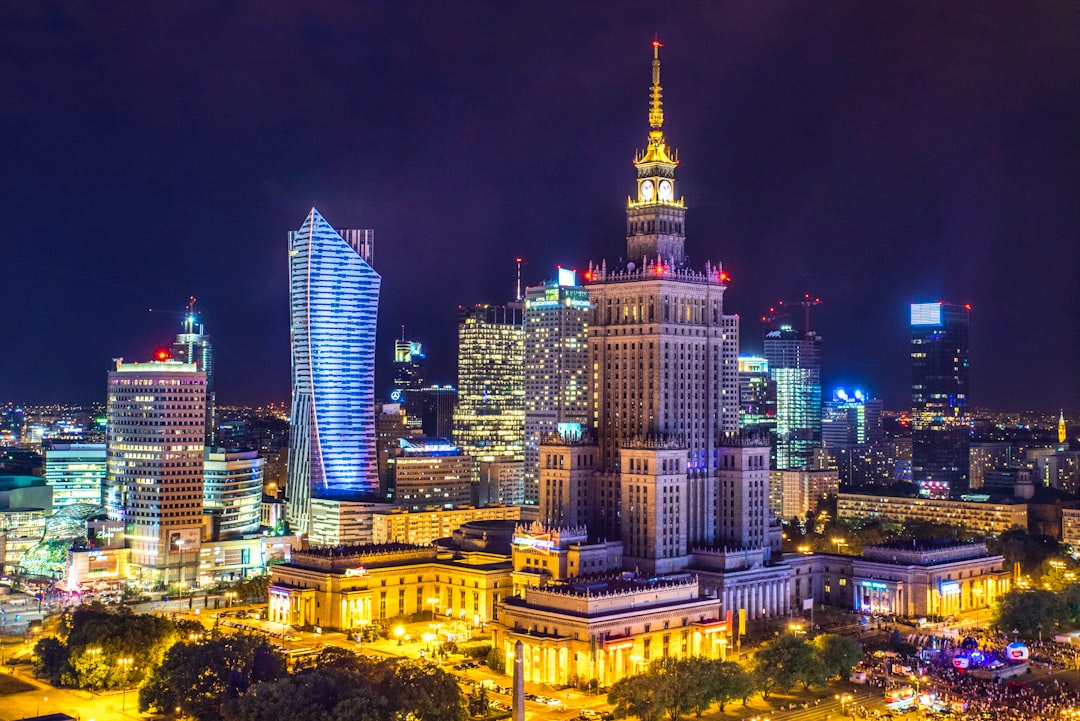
[1060,410,1067,446]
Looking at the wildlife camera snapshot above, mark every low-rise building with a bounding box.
[786,540,1010,619]
[837,492,1027,536]
[371,505,521,546]
[493,574,727,688]
[268,543,513,632]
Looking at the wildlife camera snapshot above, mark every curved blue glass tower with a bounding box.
[286,208,381,535]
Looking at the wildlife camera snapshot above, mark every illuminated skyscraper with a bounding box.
[203,450,263,538]
[584,42,740,567]
[392,337,426,399]
[911,302,970,497]
[822,389,882,447]
[286,208,381,535]
[453,305,524,469]
[105,358,206,585]
[738,356,776,434]
[172,310,216,445]
[523,269,590,505]
[764,327,822,470]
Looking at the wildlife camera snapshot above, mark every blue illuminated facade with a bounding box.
[286,208,381,535]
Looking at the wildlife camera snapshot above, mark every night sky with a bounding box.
[2,2,1078,412]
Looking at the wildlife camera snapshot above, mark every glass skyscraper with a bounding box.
[910,302,971,498]
[764,327,822,470]
[286,208,381,535]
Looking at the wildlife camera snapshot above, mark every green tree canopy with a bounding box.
[812,633,862,681]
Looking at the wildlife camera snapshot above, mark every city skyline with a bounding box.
[2,4,1078,411]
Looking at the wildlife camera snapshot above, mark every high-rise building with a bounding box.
[44,443,106,510]
[822,389,882,447]
[453,304,525,465]
[523,270,590,505]
[391,338,426,399]
[105,358,206,585]
[582,42,740,563]
[286,208,381,535]
[203,450,263,539]
[738,356,776,434]
[172,312,216,446]
[389,437,474,510]
[764,327,822,471]
[968,442,1013,490]
[910,302,971,497]
[404,385,458,439]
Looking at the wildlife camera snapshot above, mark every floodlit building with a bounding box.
[44,443,106,510]
[268,544,513,631]
[371,505,522,546]
[910,302,971,497]
[776,468,841,520]
[737,356,775,434]
[286,209,381,534]
[105,358,206,586]
[786,541,1010,618]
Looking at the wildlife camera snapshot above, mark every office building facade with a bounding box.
[910,302,971,497]
[105,358,206,585]
[453,305,525,464]
[286,209,381,535]
[203,450,263,539]
[45,443,106,510]
[523,272,590,505]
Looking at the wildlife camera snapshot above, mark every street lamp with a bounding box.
[832,537,847,555]
[395,625,405,646]
[835,692,853,717]
[176,539,186,611]
[224,590,236,608]
[788,623,804,637]
[36,696,48,717]
[117,656,133,711]
[972,587,985,627]
[427,596,438,621]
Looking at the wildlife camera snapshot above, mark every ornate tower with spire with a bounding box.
[583,43,744,570]
[627,41,688,265]
[1060,410,1067,447]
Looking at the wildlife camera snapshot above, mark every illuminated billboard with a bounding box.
[910,303,943,326]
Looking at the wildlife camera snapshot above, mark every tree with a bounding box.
[486,646,505,673]
[813,634,862,681]
[647,656,696,721]
[995,588,1067,637]
[33,637,69,680]
[705,661,753,713]
[608,673,666,721]
[751,635,814,697]
[140,634,287,721]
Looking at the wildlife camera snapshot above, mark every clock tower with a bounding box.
[627,41,687,266]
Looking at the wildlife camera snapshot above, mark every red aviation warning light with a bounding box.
[155,348,170,361]
[720,271,730,283]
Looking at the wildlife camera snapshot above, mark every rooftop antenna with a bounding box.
[184,296,197,334]
[401,324,406,342]
[515,257,526,302]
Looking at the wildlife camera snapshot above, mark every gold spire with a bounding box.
[1060,410,1067,445]
[649,40,664,129]
[634,40,678,167]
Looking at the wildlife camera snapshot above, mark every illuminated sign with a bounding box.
[940,581,961,595]
[345,567,367,577]
[389,389,404,402]
[911,303,943,326]
[557,268,577,287]
[862,581,888,590]
[513,534,555,553]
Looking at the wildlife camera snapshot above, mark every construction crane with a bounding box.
[761,294,823,333]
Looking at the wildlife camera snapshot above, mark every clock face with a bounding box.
[640,179,655,200]
[658,179,673,201]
